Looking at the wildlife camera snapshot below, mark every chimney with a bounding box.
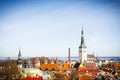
[68,48,71,62]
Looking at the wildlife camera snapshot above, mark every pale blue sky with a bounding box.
[0,0,120,57]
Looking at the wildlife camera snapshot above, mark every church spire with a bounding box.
[18,48,22,59]
[79,25,87,64]
[17,48,22,69]
[79,26,86,48]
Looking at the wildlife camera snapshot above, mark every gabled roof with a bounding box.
[87,54,96,58]
[40,64,60,71]
[34,57,40,63]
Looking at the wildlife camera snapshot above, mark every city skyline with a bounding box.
[0,0,120,57]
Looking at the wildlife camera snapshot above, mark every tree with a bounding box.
[54,73,65,80]
[70,69,78,80]
[4,60,20,80]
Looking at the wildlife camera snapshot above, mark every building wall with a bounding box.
[79,48,87,64]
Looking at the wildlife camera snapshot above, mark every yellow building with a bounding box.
[21,68,43,78]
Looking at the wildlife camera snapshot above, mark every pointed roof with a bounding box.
[79,26,86,48]
[34,57,40,63]
[17,48,22,64]
[18,48,22,58]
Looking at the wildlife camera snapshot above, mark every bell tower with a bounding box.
[17,48,22,69]
[79,27,87,64]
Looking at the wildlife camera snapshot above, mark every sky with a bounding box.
[0,0,120,57]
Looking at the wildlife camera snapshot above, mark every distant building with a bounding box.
[87,53,96,61]
[26,58,33,68]
[23,58,33,68]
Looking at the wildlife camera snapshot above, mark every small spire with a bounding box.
[18,48,22,58]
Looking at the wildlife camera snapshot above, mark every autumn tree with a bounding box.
[70,69,78,80]
[4,60,20,80]
[54,73,65,80]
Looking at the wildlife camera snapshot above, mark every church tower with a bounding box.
[18,48,22,59]
[17,48,22,69]
[79,27,87,64]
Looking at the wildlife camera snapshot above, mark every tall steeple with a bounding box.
[18,48,22,59]
[79,26,86,48]
[79,26,87,64]
[17,48,22,69]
